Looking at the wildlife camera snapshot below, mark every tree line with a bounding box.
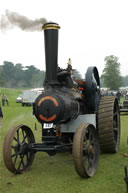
[0,56,128,89]
[0,61,45,88]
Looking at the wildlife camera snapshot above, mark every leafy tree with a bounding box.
[100,76,104,88]
[101,55,123,90]
[2,61,16,87]
[23,65,40,87]
[122,75,128,86]
[31,71,45,88]
[0,67,6,87]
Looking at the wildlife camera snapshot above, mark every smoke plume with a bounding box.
[0,10,47,32]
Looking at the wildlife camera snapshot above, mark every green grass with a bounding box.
[0,88,128,193]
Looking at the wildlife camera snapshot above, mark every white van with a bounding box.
[21,88,44,106]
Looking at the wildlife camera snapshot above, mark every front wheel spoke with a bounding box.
[22,129,25,138]
[83,143,88,150]
[13,154,18,166]
[84,150,94,170]
[26,152,30,161]
[89,131,93,141]
[17,159,22,170]
[83,153,88,163]
[17,154,25,170]
[88,158,93,169]
[83,143,88,155]
[11,153,17,158]
[17,129,19,142]
[20,154,25,168]
[22,135,28,143]
[90,138,95,145]
[13,136,18,143]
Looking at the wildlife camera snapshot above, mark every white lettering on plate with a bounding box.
[44,123,53,129]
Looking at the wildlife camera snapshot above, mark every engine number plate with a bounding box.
[43,123,53,129]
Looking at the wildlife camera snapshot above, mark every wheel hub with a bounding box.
[88,144,94,154]
[14,142,28,154]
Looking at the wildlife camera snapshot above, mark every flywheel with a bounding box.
[85,66,100,111]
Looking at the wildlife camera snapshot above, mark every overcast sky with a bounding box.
[0,0,128,78]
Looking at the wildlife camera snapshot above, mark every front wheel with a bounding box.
[72,123,99,178]
[3,125,35,174]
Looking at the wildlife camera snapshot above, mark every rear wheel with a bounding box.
[73,123,99,178]
[97,96,120,153]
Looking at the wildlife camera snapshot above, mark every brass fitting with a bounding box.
[42,23,60,30]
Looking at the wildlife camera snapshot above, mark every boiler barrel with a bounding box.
[33,91,79,124]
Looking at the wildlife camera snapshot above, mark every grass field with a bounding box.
[0,88,128,193]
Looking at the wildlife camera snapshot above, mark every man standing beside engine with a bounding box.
[1,93,9,106]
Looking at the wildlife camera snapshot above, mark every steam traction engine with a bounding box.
[3,23,120,178]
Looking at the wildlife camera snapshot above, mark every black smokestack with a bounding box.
[42,22,60,85]
[0,10,47,32]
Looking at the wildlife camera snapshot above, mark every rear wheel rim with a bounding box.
[98,96,120,153]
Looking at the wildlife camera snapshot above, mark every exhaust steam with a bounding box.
[0,10,47,32]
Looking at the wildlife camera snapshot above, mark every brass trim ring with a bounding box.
[42,23,60,30]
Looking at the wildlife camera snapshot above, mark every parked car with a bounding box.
[16,95,23,103]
